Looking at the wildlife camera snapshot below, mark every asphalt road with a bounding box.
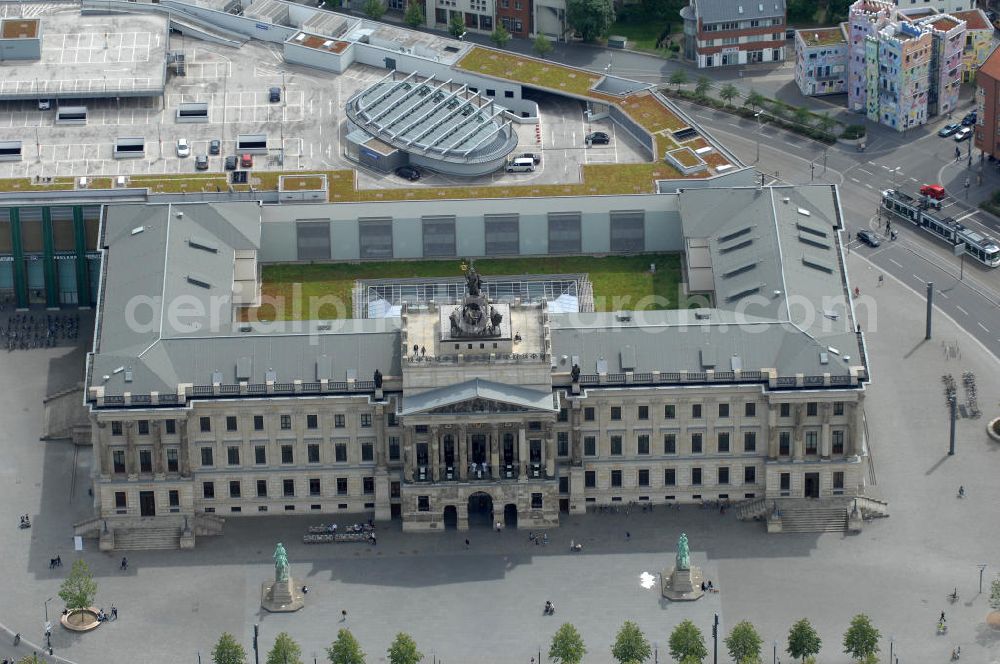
[672,98,1000,360]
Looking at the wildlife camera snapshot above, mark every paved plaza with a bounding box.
[0,250,998,664]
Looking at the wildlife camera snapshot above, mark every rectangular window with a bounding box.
[531,493,543,509]
[111,421,123,437]
[418,496,430,512]
[335,444,347,462]
[169,490,179,508]
[337,478,348,495]
[199,416,211,432]
[361,443,374,462]
[807,402,818,417]
[745,402,756,417]
[307,414,318,430]
[718,403,730,418]
[422,215,457,257]
[584,470,596,487]
[610,406,621,420]
[584,407,595,421]
[112,449,126,474]
[229,480,241,498]
[277,445,293,464]
[254,445,266,465]
[691,404,702,419]
[280,415,291,430]
[309,478,321,496]
[283,479,295,497]
[610,435,623,456]
[779,403,790,418]
[691,433,703,454]
[166,448,178,473]
[547,212,582,253]
[780,473,790,491]
[805,431,819,455]
[664,433,676,454]
[115,491,127,509]
[557,408,568,423]
[834,402,845,416]
[779,432,791,456]
[717,432,730,453]
[638,469,650,486]
[296,220,331,261]
[637,435,649,455]
[165,419,176,435]
[609,210,645,252]
[744,466,756,484]
[308,444,320,464]
[253,415,264,431]
[832,430,845,455]
[138,449,152,473]
[137,420,149,436]
[387,413,398,427]
[664,404,676,419]
[584,436,596,456]
[358,217,394,259]
[201,447,214,467]
[203,481,215,499]
[388,436,400,461]
[363,477,375,494]
[718,467,730,485]
[833,471,844,490]
[638,405,649,420]
[611,470,622,487]
[335,414,346,428]
[557,432,569,457]
[226,416,237,432]
[360,414,372,428]
[484,214,520,255]
[257,480,268,497]
[692,468,702,485]
[227,446,240,466]
[743,431,757,452]
[664,468,676,486]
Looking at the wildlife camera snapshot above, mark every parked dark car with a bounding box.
[586,131,610,145]
[395,165,420,181]
[209,139,221,155]
[856,230,881,248]
[224,155,238,170]
[269,87,281,103]
[194,154,209,170]
[961,111,976,126]
[938,123,960,137]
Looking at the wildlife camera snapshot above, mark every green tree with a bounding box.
[744,89,765,111]
[816,112,836,135]
[842,614,880,662]
[327,629,366,664]
[669,620,708,663]
[792,105,812,126]
[267,632,303,664]
[719,83,738,106]
[787,619,821,663]
[694,76,711,98]
[386,633,422,664]
[448,13,467,38]
[549,623,587,664]
[213,633,247,664]
[18,656,47,664]
[490,25,511,48]
[533,33,554,58]
[59,559,97,610]
[362,0,385,19]
[668,69,688,91]
[403,1,424,27]
[991,574,1000,609]
[611,621,651,664]
[566,0,615,42]
[725,621,763,664]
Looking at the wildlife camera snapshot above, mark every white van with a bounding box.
[505,157,535,173]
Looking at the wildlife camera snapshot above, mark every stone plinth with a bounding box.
[847,508,864,534]
[767,512,783,533]
[661,566,705,601]
[261,577,304,613]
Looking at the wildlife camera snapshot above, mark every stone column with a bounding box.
[704,397,715,453]
[179,419,191,477]
[430,426,440,482]
[125,422,137,478]
[820,403,832,459]
[792,404,805,461]
[375,404,387,469]
[153,420,165,478]
[570,403,582,465]
[402,427,414,482]
[96,418,111,478]
[517,427,528,479]
[544,426,556,478]
[766,405,778,459]
[490,424,500,479]
[848,399,862,456]
[458,424,468,480]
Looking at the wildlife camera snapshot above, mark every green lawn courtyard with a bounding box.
[247,254,684,320]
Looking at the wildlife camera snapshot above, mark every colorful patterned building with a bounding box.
[918,14,965,116]
[867,21,933,130]
[794,26,849,96]
[848,0,895,113]
[952,9,995,82]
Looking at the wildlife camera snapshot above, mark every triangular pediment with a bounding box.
[400,378,556,415]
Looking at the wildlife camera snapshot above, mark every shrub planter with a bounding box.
[988,417,1000,442]
[61,607,102,632]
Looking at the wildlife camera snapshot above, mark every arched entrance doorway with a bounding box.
[467,492,494,528]
[443,505,458,529]
[503,503,518,529]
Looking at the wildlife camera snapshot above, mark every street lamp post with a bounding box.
[979,564,988,594]
[773,640,778,664]
[889,636,894,663]
[44,596,52,622]
[754,111,763,163]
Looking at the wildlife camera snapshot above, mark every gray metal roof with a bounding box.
[693,0,787,23]
[400,378,558,415]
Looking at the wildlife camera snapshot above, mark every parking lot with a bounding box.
[0,34,651,187]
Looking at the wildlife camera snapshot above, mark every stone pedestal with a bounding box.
[661,566,705,601]
[99,529,114,551]
[847,507,864,534]
[179,529,196,549]
[766,512,783,533]
[261,577,304,612]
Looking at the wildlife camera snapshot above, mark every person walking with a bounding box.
[465,538,470,550]
[878,274,884,287]
[120,557,128,571]
[625,531,631,541]
[111,605,118,620]
[341,609,347,622]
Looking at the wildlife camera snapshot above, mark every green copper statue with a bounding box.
[273,542,289,582]
[676,533,690,571]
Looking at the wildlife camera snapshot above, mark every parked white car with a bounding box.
[176,138,190,157]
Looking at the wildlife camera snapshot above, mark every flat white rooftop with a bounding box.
[0,13,168,100]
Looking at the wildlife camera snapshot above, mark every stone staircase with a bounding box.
[775,501,848,533]
[111,527,183,550]
[194,513,226,537]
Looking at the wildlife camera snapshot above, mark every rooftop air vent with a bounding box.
[615,312,632,322]
[186,274,211,289]
[188,237,219,253]
[124,368,133,383]
[176,211,184,218]
[295,33,305,41]
[797,207,811,216]
[131,226,145,236]
[782,197,790,203]
[694,310,711,320]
